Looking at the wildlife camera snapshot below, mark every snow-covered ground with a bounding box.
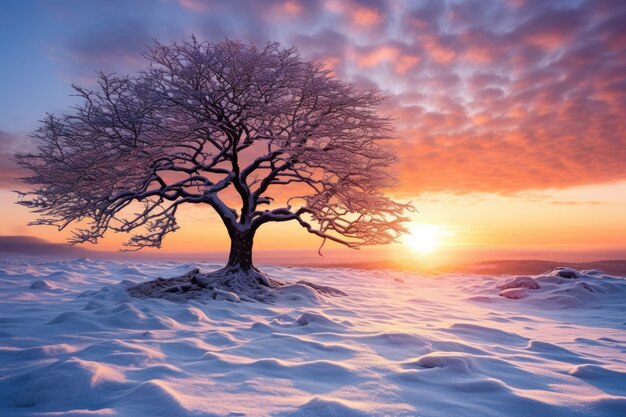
[1,257,625,417]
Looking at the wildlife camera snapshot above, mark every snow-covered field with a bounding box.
[1,257,625,417]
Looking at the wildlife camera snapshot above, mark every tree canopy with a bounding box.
[16,38,410,267]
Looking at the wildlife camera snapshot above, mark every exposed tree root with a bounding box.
[127,267,346,303]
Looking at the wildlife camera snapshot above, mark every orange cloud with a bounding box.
[355,46,399,68]
[421,35,457,64]
[282,0,303,15]
[352,6,382,26]
[394,54,420,74]
[324,0,388,33]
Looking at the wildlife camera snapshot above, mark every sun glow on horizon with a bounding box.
[404,223,448,254]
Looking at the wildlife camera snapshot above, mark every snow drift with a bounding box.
[0,259,625,416]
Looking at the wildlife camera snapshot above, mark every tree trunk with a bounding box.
[226,229,255,271]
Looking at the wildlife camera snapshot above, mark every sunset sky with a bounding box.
[1,0,625,264]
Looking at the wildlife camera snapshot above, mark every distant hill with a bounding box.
[0,236,93,256]
[0,235,624,275]
[309,259,626,276]
[466,259,626,276]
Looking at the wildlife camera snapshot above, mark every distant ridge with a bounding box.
[0,236,92,256]
[305,259,626,275]
[466,259,626,276]
[0,235,624,275]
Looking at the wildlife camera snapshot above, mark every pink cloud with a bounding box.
[350,43,421,75]
[325,0,389,34]
[352,6,383,26]
[355,46,400,68]
[420,34,457,64]
[282,0,303,14]
[394,54,420,74]
[179,0,210,12]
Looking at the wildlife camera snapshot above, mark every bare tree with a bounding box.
[16,38,410,299]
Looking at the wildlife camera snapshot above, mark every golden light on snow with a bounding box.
[405,224,446,254]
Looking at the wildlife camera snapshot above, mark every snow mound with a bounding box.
[272,283,323,305]
[569,364,626,379]
[295,280,348,296]
[174,307,212,323]
[0,343,76,360]
[497,276,540,290]
[569,365,626,396]
[369,331,431,347]
[495,267,626,308]
[284,397,370,417]
[582,269,606,276]
[120,380,198,417]
[295,311,347,329]
[446,323,529,346]
[406,352,477,374]
[548,267,583,279]
[10,358,126,408]
[500,288,528,299]
[30,279,54,290]
[117,266,147,276]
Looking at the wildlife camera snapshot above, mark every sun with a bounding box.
[405,224,444,254]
